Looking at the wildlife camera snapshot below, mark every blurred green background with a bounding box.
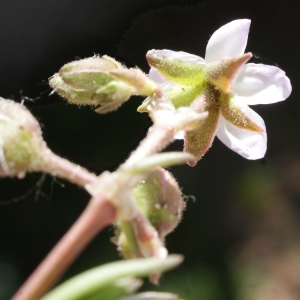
[0,0,299,299]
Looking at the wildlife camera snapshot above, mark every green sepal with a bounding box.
[59,57,116,90]
[220,93,263,132]
[60,67,114,91]
[94,99,128,114]
[137,83,203,113]
[137,98,150,113]
[146,51,205,87]
[109,68,157,96]
[184,103,220,166]
[205,53,252,93]
[49,73,104,106]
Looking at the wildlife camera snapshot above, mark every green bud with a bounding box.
[133,168,185,239]
[50,55,157,113]
[113,168,184,263]
[0,98,48,178]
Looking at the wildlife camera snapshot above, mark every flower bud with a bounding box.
[133,168,185,239]
[113,168,184,263]
[49,55,157,113]
[0,98,48,178]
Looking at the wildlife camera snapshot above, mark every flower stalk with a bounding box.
[41,150,98,186]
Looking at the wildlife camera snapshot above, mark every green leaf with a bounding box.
[123,152,194,174]
[121,291,181,300]
[41,256,183,300]
[83,278,142,300]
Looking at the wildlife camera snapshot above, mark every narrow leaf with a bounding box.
[124,152,195,174]
[121,291,182,300]
[41,255,183,300]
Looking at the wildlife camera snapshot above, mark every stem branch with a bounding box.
[122,124,174,168]
[43,151,98,187]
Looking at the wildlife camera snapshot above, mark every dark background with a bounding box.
[0,0,299,299]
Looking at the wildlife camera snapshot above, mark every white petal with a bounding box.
[232,63,292,105]
[148,67,166,84]
[148,68,185,109]
[205,19,251,63]
[216,113,267,160]
[148,67,179,91]
[147,49,206,66]
[144,66,181,112]
[0,113,12,122]
[174,130,184,140]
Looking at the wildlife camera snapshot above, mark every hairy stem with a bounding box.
[42,150,98,186]
[122,124,175,169]
[12,95,191,300]
[12,195,116,300]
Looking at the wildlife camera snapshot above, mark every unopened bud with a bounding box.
[50,55,157,113]
[113,168,184,263]
[0,98,99,186]
[0,98,48,178]
[133,168,185,239]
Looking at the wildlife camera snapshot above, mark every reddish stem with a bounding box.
[12,195,116,300]
[42,151,98,187]
[122,124,174,168]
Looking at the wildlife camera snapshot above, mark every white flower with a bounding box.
[145,19,291,163]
